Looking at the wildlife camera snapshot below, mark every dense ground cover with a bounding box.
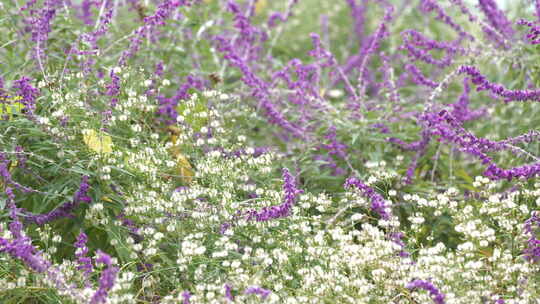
[1,0,540,303]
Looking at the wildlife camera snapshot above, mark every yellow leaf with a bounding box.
[478,248,493,257]
[167,125,182,135]
[169,134,183,159]
[82,129,113,154]
[255,0,267,15]
[171,134,178,146]
[168,135,194,183]
[102,196,113,202]
[10,160,17,171]
[176,153,194,183]
[0,102,25,120]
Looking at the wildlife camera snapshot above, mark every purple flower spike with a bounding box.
[389,232,410,257]
[407,279,446,304]
[24,176,92,225]
[0,217,50,273]
[458,65,540,102]
[419,0,473,40]
[245,168,303,222]
[345,177,391,220]
[156,74,205,125]
[478,0,514,40]
[244,286,271,300]
[400,30,466,68]
[355,4,393,97]
[523,212,540,263]
[267,0,298,28]
[517,19,540,45]
[413,109,540,182]
[224,283,234,301]
[318,126,348,159]
[118,0,194,66]
[536,0,540,22]
[90,250,118,304]
[12,76,40,116]
[74,232,93,278]
[405,64,438,88]
[181,291,191,304]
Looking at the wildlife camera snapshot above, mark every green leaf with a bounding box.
[455,168,473,184]
[106,225,132,263]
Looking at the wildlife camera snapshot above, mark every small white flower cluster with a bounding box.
[3,63,540,304]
